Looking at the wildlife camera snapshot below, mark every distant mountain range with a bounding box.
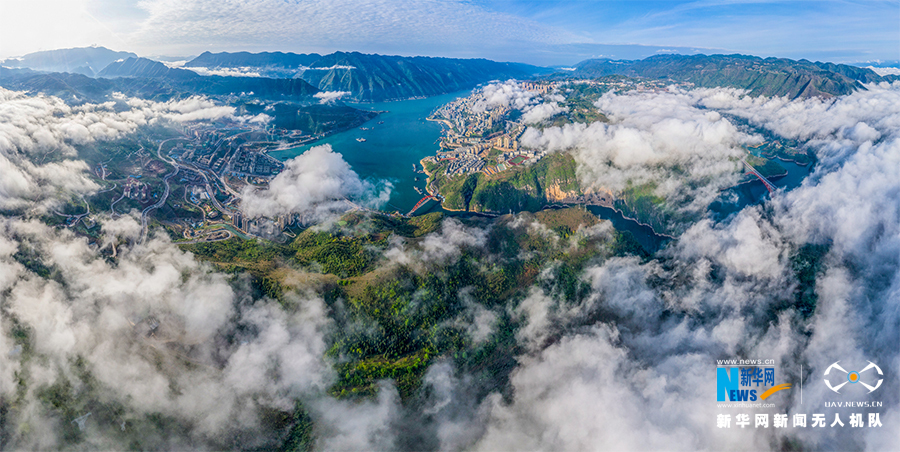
[2,47,544,103]
[97,56,322,102]
[558,54,898,98]
[187,51,322,71]
[300,52,543,102]
[3,47,898,104]
[0,61,319,104]
[185,50,545,102]
[0,46,136,77]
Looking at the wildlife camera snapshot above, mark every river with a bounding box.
[709,158,814,223]
[269,91,469,214]
[270,94,814,253]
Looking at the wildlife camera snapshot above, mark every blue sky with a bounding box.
[1,0,898,65]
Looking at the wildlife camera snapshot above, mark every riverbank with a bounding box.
[271,90,470,213]
[426,116,454,130]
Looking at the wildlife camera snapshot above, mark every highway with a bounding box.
[139,138,183,243]
[175,228,234,245]
[109,187,127,215]
[140,136,240,243]
[53,195,91,227]
[740,158,777,193]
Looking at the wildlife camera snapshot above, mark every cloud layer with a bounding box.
[521,87,752,232]
[130,0,564,60]
[2,82,900,450]
[240,144,391,219]
[0,88,262,212]
[0,217,334,449]
[468,83,900,451]
[473,81,567,124]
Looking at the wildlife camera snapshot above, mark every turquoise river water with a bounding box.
[269,94,813,252]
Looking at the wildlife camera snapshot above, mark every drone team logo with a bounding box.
[823,361,883,394]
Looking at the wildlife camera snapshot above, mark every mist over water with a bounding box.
[270,91,470,214]
[2,82,900,450]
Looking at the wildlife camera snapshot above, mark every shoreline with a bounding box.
[419,157,496,215]
[426,116,453,130]
[758,153,813,167]
[265,112,385,155]
[595,203,676,239]
[561,201,676,240]
[421,155,673,238]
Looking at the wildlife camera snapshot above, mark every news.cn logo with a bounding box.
[716,360,791,402]
[824,361,883,394]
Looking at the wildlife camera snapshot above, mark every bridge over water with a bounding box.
[407,194,440,216]
[741,158,777,194]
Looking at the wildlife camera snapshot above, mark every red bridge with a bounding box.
[741,159,776,194]
[407,195,438,216]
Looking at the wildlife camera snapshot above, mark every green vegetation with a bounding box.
[181,208,641,406]
[12,243,55,279]
[790,243,830,319]
[614,182,673,235]
[432,152,581,213]
[746,155,787,179]
[291,230,385,278]
[278,403,315,452]
[299,51,541,102]
[561,83,612,124]
[561,54,876,99]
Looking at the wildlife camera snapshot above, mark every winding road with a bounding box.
[139,138,182,243]
[53,195,91,227]
[139,136,240,243]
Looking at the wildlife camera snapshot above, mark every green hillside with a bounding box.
[300,52,544,102]
[561,54,887,98]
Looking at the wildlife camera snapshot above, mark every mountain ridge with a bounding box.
[178,50,547,101]
[0,64,319,104]
[187,51,322,70]
[560,53,892,98]
[6,47,898,102]
[301,51,545,102]
[1,46,137,77]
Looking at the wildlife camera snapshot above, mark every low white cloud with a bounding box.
[240,144,391,219]
[3,70,900,451]
[383,217,489,272]
[306,65,356,71]
[520,88,752,233]
[0,215,342,449]
[120,94,243,123]
[473,81,536,112]
[0,89,262,212]
[130,0,563,59]
[469,83,900,451]
[420,218,488,263]
[866,66,900,77]
[313,91,350,104]
[183,66,263,77]
[520,101,565,124]
[472,81,568,124]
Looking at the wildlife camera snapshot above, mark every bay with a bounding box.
[269,91,471,214]
[269,92,814,254]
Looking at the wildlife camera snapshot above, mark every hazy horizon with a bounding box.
[2,0,898,66]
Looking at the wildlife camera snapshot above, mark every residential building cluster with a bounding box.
[123,177,149,202]
[228,148,284,179]
[444,154,486,177]
[231,211,304,239]
[427,83,558,180]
